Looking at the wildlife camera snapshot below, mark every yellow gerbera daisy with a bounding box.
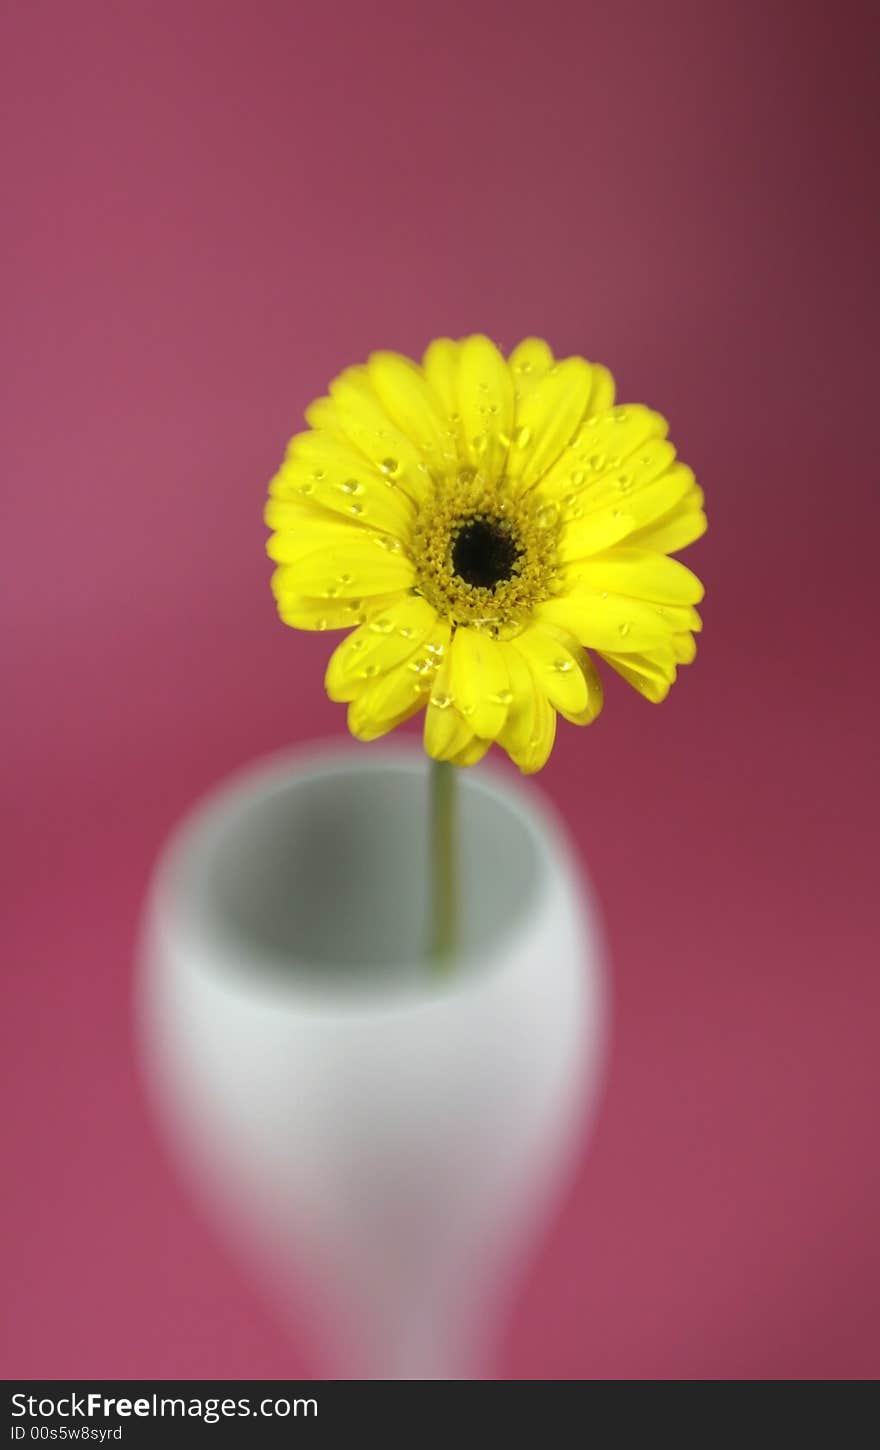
[266,335,706,773]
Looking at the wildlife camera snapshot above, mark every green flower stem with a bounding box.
[429,759,458,967]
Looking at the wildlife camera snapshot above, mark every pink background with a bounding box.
[3,0,878,1379]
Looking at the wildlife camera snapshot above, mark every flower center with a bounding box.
[408,468,562,635]
[451,516,521,590]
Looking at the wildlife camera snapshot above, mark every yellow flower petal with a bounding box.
[324,595,438,702]
[279,535,415,598]
[496,642,557,773]
[271,580,404,632]
[525,692,557,773]
[672,631,697,664]
[539,404,669,503]
[559,464,696,558]
[651,601,702,633]
[495,644,537,765]
[451,735,492,767]
[275,432,417,536]
[508,337,555,402]
[456,334,514,480]
[265,492,387,574]
[553,647,603,726]
[582,400,666,449]
[346,618,451,740]
[425,712,474,761]
[424,706,473,762]
[599,649,677,703]
[550,437,677,520]
[265,494,339,535]
[507,357,593,493]
[584,363,616,415]
[536,591,677,652]
[511,623,600,720]
[424,648,472,761]
[422,337,461,416]
[628,488,707,554]
[307,365,430,506]
[347,695,425,742]
[567,547,704,604]
[264,489,330,529]
[266,517,383,565]
[449,626,511,739]
[270,434,415,537]
[367,351,456,472]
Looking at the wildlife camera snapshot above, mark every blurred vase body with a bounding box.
[137,746,608,1379]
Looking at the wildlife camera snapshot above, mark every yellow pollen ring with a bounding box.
[409,469,561,634]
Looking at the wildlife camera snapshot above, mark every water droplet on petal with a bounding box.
[618,621,631,637]
[338,573,354,585]
[348,502,363,515]
[369,616,394,634]
[341,478,362,495]
[589,453,606,471]
[490,688,514,705]
[380,457,399,476]
[554,658,573,673]
[570,469,585,485]
[536,502,559,530]
[431,692,453,710]
[514,425,532,449]
[362,663,379,678]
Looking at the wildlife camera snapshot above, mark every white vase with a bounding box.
[136,744,608,1379]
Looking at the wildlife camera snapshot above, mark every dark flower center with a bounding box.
[451,516,521,590]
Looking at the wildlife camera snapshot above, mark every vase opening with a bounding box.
[161,749,554,995]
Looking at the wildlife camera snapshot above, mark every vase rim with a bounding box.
[149,740,576,1013]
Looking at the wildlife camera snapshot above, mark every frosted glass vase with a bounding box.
[137,745,608,1379]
